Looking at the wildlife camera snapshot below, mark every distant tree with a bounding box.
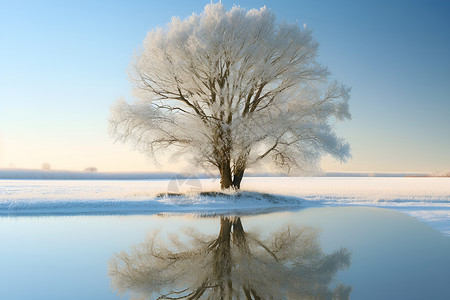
[84,167,98,172]
[435,170,450,177]
[109,217,352,299]
[41,162,51,170]
[110,3,351,189]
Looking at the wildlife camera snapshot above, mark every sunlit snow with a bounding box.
[1,177,449,236]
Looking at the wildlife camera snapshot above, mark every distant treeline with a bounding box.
[0,169,208,180]
[0,169,439,180]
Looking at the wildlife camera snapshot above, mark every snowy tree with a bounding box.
[110,3,351,189]
[41,162,51,170]
[109,217,352,299]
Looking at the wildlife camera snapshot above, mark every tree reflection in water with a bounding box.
[109,217,352,300]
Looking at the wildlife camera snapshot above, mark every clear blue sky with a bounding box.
[1,0,449,172]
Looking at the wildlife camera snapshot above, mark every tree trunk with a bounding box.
[220,163,233,189]
[232,218,250,252]
[213,217,233,297]
[232,168,245,190]
[220,166,245,190]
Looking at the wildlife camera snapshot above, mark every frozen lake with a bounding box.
[1,207,449,299]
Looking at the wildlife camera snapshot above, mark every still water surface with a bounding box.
[1,207,449,299]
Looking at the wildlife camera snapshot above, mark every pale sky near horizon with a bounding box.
[1,0,449,173]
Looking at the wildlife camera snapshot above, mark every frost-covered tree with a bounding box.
[84,167,98,172]
[41,162,51,170]
[110,3,351,189]
[109,217,352,299]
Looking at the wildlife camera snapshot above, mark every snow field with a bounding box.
[1,177,449,235]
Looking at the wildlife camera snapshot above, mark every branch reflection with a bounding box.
[109,217,352,299]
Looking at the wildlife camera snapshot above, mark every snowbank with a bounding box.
[0,177,449,235]
[0,182,303,215]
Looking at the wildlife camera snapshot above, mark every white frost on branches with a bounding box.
[110,3,351,184]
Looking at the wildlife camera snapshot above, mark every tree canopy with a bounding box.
[110,3,351,189]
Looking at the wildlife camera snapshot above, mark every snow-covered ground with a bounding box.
[1,177,449,236]
[242,177,450,236]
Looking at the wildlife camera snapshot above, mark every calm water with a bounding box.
[1,207,449,299]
